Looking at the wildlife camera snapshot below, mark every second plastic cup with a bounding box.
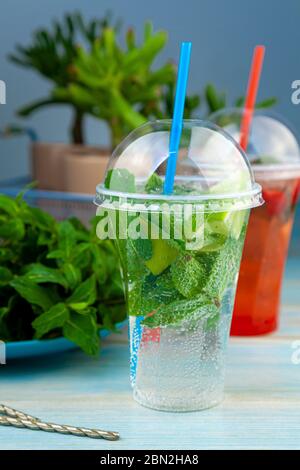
[95,120,263,411]
[210,109,300,335]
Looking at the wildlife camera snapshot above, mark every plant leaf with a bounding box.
[57,220,77,261]
[61,263,82,290]
[21,205,55,231]
[24,263,67,288]
[0,219,25,240]
[0,267,13,286]
[205,83,226,113]
[256,97,278,109]
[0,248,14,263]
[0,194,19,216]
[63,311,99,355]
[67,274,97,311]
[46,249,64,260]
[17,98,65,117]
[110,89,146,129]
[10,277,56,311]
[32,303,69,338]
[123,31,167,72]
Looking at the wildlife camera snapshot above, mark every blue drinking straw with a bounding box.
[163,42,192,195]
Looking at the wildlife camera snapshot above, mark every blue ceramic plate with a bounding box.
[5,321,127,360]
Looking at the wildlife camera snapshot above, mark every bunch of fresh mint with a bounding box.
[0,194,126,355]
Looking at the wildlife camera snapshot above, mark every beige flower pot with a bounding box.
[64,148,110,194]
[31,142,72,191]
[31,143,110,193]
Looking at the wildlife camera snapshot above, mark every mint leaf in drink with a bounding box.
[32,303,70,338]
[128,280,143,315]
[204,239,242,300]
[170,253,206,298]
[104,168,136,192]
[195,251,216,276]
[132,238,152,260]
[128,266,182,318]
[142,294,218,328]
[205,311,220,330]
[126,239,151,276]
[140,270,181,314]
[151,270,181,305]
[145,173,163,193]
[127,242,151,315]
[172,184,197,195]
[155,269,174,291]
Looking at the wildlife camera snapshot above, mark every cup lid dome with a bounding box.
[95,119,263,212]
[209,108,300,180]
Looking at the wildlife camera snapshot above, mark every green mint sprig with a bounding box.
[0,194,126,355]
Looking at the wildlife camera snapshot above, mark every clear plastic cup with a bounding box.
[95,119,263,411]
[210,109,300,335]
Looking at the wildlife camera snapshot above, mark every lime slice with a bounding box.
[206,211,229,222]
[145,239,179,275]
[209,170,251,195]
[228,211,246,239]
[200,215,229,252]
[201,233,227,252]
[206,219,230,236]
[205,210,246,241]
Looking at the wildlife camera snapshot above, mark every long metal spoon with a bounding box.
[0,404,119,441]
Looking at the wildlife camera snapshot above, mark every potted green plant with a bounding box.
[8,12,120,191]
[9,13,200,193]
[204,83,277,114]
[61,22,200,192]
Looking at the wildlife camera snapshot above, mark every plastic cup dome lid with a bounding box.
[209,108,300,180]
[95,119,263,212]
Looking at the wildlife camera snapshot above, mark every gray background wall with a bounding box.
[0,0,300,180]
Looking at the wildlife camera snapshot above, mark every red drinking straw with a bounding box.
[240,45,265,151]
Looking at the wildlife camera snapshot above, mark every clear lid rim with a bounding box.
[95,182,263,204]
[252,162,300,174]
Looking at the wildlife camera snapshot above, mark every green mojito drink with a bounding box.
[95,120,263,411]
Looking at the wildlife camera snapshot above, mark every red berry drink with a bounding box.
[209,109,300,336]
[231,176,300,335]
